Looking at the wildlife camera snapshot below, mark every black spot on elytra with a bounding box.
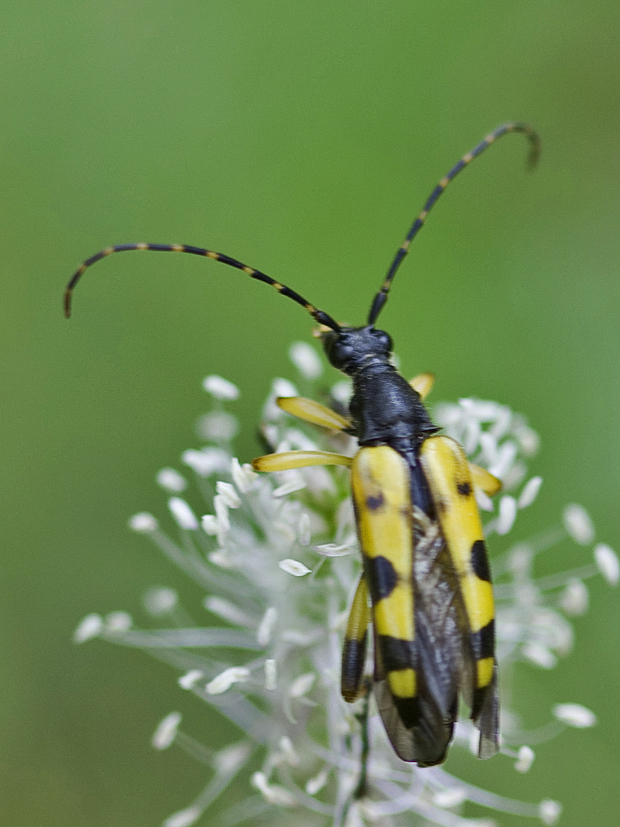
[376,635,418,672]
[471,539,492,582]
[470,619,495,661]
[393,695,420,728]
[365,555,399,602]
[457,481,472,496]
[366,492,385,511]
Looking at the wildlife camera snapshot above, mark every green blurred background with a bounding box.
[3,1,619,823]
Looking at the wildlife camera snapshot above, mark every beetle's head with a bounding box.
[320,325,393,374]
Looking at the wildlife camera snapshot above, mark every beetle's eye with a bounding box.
[323,334,354,369]
[373,329,393,353]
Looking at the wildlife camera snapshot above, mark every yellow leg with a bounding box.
[409,373,435,399]
[341,575,370,702]
[469,463,502,496]
[277,396,351,431]
[252,450,353,472]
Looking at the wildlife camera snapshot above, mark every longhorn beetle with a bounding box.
[65,122,540,766]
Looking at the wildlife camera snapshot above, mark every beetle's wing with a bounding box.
[419,435,499,759]
[350,445,455,765]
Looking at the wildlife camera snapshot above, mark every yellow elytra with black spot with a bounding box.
[64,123,540,765]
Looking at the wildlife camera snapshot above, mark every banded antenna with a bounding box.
[367,122,541,326]
[64,243,341,332]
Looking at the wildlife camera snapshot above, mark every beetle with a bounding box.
[65,122,540,766]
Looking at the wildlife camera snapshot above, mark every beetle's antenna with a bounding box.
[64,243,341,332]
[367,122,541,326]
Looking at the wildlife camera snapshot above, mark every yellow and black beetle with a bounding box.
[65,122,540,766]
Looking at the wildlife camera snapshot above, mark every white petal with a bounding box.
[231,457,257,493]
[197,411,239,441]
[152,712,182,749]
[278,558,311,577]
[250,772,297,807]
[552,703,597,728]
[202,374,240,400]
[521,642,557,669]
[305,767,329,795]
[214,741,251,774]
[594,543,619,585]
[563,504,595,545]
[215,481,241,508]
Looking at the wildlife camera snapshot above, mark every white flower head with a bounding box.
[77,376,610,827]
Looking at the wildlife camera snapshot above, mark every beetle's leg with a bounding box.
[468,464,502,496]
[409,373,435,399]
[252,450,352,472]
[341,574,370,702]
[277,396,351,431]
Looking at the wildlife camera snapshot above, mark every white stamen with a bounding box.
[204,596,253,627]
[250,772,297,807]
[305,767,329,795]
[432,787,467,807]
[201,514,218,535]
[539,799,562,825]
[168,497,199,530]
[289,672,316,698]
[289,341,323,380]
[273,480,307,498]
[215,481,241,508]
[559,579,589,615]
[563,504,595,545]
[518,476,543,509]
[206,666,250,695]
[297,512,312,546]
[272,378,298,398]
[152,712,182,749]
[330,380,352,406]
[182,447,230,477]
[489,440,518,480]
[278,558,311,577]
[264,659,277,690]
[514,745,535,773]
[475,489,494,512]
[197,411,239,442]
[73,613,103,643]
[214,495,230,535]
[214,741,251,774]
[594,543,619,585]
[231,457,256,493]
[279,735,300,766]
[156,468,187,492]
[257,607,278,646]
[497,496,517,535]
[202,374,240,400]
[129,512,158,533]
[105,611,132,633]
[178,669,203,690]
[163,806,202,827]
[143,587,178,615]
[522,642,557,669]
[552,703,597,728]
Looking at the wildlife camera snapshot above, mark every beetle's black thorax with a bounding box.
[322,325,438,448]
[349,363,437,446]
